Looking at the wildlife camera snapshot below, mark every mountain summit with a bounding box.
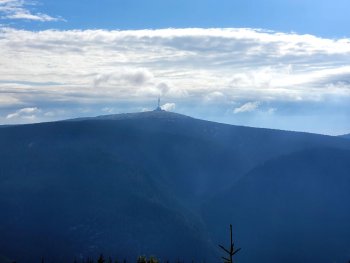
[69,110,192,123]
[91,110,191,121]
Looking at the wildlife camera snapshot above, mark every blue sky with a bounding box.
[3,0,350,37]
[0,0,350,135]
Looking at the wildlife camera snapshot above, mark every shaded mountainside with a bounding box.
[0,110,350,262]
[0,149,212,262]
[203,148,350,263]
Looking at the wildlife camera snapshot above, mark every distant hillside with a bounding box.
[0,111,350,262]
[203,147,350,263]
[340,133,350,139]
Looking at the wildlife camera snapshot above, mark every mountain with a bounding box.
[203,147,350,263]
[340,133,350,139]
[0,110,350,262]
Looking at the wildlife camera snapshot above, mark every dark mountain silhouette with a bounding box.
[0,110,350,262]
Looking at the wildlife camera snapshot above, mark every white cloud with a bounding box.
[204,91,226,102]
[0,0,63,22]
[156,82,188,98]
[6,106,40,119]
[234,102,260,114]
[161,103,176,111]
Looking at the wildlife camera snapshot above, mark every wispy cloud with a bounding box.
[233,102,260,114]
[6,106,40,119]
[0,0,63,22]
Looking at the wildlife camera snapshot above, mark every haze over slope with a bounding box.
[341,133,350,139]
[0,110,349,263]
[204,147,350,263]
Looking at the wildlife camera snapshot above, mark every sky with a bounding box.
[0,0,350,135]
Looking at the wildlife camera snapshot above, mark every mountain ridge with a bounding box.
[3,110,347,139]
[70,110,193,122]
[0,111,350,262]
[69,110,340,137]
[340,133,350,139]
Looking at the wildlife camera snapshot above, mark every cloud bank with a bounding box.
[0,27,349,133]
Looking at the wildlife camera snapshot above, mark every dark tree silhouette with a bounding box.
[218,224,241,263]
[148,256,159,263]
[137,256,147,263]
[98,254,105,263]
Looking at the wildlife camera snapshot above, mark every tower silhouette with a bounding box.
[155,96,162,111]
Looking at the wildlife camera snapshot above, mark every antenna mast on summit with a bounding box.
[154,96,162,111]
